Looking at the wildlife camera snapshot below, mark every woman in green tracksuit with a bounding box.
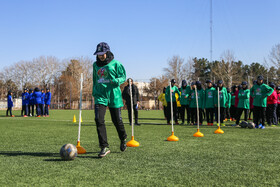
[92,42,127,158]
[235,81,250,126]
[214,80,228,126]
[204,80,215,126]
[189,81,204,125]
[180,80,191,125]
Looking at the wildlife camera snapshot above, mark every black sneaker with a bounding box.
[135,123,141,126]
[98,147,110,158]
[120,140,127,152]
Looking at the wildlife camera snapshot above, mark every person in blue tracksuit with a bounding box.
[40,89,45,116]
[33,87,42,117]
[28,89,35,116]
[44,88,51,116]
[21,88,29,117]
[6,91,14,117]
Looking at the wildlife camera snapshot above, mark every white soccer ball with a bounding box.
[60,144,78,160]
[247,122,255,129]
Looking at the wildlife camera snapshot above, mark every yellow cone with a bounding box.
[167,131,179,141]
[214,126,224,134]
[193,129,204,137]
[73,115,76,123]
[80,116,83,123]
[76,141,86,154]
[127,136,140,147]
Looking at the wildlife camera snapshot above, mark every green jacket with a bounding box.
[92,59,126,108]
[204,87,216,109]
[180,86,191,105]
[214,87,228,108]
[165,85,180,102]
[250,83,274,107]
[189,89,205,109]
[227,93,231,108]
[237,89,250,109]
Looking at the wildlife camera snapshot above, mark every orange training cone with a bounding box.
[193,129,204,137]
[167,131,179,141]
[76,141,86,154]
[127,136,140,147]
[214,126,224,134]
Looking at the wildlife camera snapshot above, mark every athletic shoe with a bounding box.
[221,123,225,126]
[23,115,28,117]
[180,122,185,125]
[258,124,263,129]
[167,122,171,125]
[231,124,237,127]
[98,147,110,158]
[210,123,213,126]
[135,123,141,126]
[120,140,127,152]
[175,122,179,125]
[255,125,259,129]
[261,125,265,129]
[11,115,15,117]
[207,123,210,126]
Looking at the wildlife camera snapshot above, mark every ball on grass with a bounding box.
[247,122,255,129]
[60,144,77,160]
[240,121,248,128]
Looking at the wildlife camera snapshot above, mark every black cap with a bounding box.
[29,88,33,91]
[277,86,280,90]
[24,88,28,91]
[196,81,201,85]
[217,80,223,84]
[46,88,50,91]
[257,75,264,80]
[241,81,247,85]
[182,80,187,86]
[238,85,242,89]
[94,42,110,55]
[35,87,40,92]
[191,82,195,86]
[171,79,176,84]
[269,82,275,88]
[206,80,212,83]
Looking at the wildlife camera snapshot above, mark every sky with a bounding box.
[0,0,279,81]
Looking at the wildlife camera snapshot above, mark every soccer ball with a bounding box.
[60,144,78,160]
[247,122,255,129]
[240,121,248,128]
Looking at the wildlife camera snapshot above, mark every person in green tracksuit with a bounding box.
[225,88,231,121]
[214,80,228,126]
[235,81,250,126]
[204,80,215,126]
[189,81,205,125]
[165,79,180,125]
[180,80,191,125]
[250,75,274,129]
[230,85,237,120]
[92,42,127,158]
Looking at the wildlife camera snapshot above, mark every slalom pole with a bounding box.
[193,86,204,137]
[167,81,179,141]
[76,73,87,154]
[215,86,224,134]
[127,79,140,147]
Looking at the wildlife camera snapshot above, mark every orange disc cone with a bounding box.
[167,131,179,141]
[214,126,224,134]
[127,136,140,147]
[193,129,204,137]
[76,141,86,154]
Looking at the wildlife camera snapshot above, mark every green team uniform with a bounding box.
[214,87,228,107]
[189,89,205,109]
[227,93,231,108]
[180,86,191,105]
[204,87,216,108]
[165,85,180,102]
[92,59,126,108]
[250,84,274,107]
[237,89,250,109]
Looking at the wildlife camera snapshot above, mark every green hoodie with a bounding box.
[250,83,274,107]
[231,92,236,106]
[92,59,126,108]
[204,87,216,108]
[180,86,191,105]
[165,85,180,102]
[214,87,228,108]
[227,92,231,108]
[237,89,250,109]
[189,89,205,109]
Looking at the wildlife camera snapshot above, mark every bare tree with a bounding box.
[269,44,280,69]
[163,55,185,85]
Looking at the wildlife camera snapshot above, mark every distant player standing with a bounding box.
[92,42,127,158]
[44,88,51,117]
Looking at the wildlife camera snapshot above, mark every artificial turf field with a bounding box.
[0,110,280,186]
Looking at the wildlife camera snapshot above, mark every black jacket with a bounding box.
[122,84,139,105]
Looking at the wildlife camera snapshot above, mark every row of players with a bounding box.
[6,88,52,117]
[159,75,279,129]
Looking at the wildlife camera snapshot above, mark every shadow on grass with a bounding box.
[0,151,59,157]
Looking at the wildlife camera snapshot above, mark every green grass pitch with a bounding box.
[0,110,280,186]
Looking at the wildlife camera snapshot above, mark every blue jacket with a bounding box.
[28,93,34,105]
[41,93,45,104]
[7,95,13,108]
[22,92,29,105]
[45,92,51,105]
[33,91,42,104]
